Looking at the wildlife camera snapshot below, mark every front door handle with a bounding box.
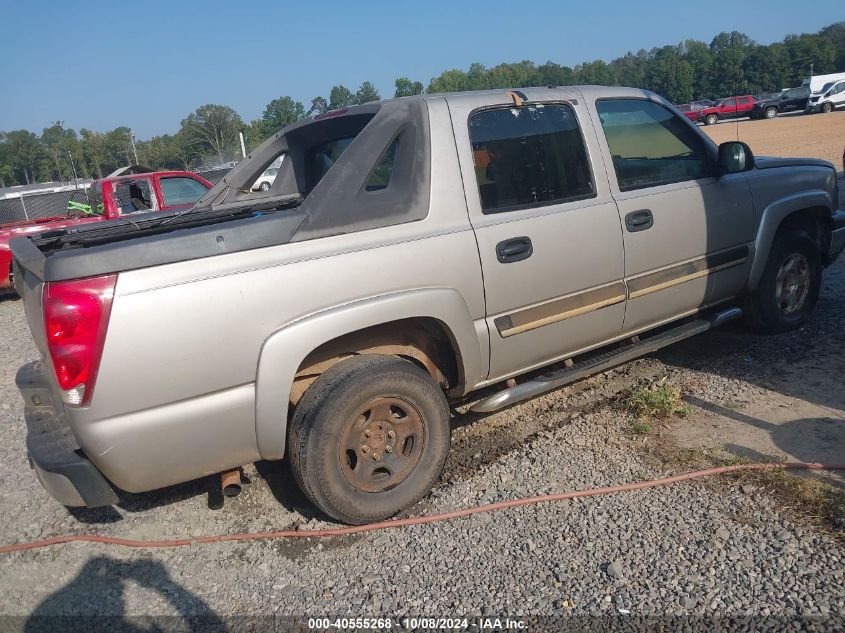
[496,236,533,263]
[625,209,654,232]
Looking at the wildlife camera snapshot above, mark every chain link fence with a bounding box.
[194,167,233,184]
[0,188,93,226]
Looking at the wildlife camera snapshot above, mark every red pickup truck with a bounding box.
[698,96,756,125]
[0,170,211,291]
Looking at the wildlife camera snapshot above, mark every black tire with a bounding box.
[258,181,271,191]
[744,230,822,334]
[764,107,778,119]
[822,102,833,113]
[705,114,719,125]
[288,354,450,524]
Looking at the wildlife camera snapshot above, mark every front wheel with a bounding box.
[744,230,821,334]
[705,114,719,125]
[765,107,778,119]
[288,355,451,524]
[822,102,833,113]
[258,181,271,191]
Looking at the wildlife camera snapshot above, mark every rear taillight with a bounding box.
[43,274,116,406]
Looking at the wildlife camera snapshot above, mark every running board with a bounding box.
[471,307,742,413]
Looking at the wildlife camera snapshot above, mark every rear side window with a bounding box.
[597,99,712,191]
[469,104,593,213]
[365,137,399,191]
[159,177,208,206]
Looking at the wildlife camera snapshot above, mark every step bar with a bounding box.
[470,307,743,413]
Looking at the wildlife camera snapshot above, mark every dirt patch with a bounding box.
[701,111,845,169]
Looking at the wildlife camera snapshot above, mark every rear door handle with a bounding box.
[496,236,533,263]
[625,209,654,232]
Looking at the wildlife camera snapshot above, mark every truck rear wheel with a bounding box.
[288,354,450,524]
[744,230,821,334]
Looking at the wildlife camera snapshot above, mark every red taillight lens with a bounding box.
[43,274,116,406]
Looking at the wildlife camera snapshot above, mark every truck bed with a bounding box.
[12,200,305,283]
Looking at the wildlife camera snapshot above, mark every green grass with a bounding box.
[624,379,690,433]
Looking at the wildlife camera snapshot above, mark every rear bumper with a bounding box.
[828,210,845,264]
[16,361,118,507]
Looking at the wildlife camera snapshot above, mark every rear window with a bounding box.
[468,103,594,213]
[305,137,355,191]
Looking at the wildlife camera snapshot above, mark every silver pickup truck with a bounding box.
[11,86,845,524]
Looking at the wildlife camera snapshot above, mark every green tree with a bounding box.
[79,129,107,178]
[394,77,424,97]
[308,96,329,116]
[328,85,355,110]
[784,33,837,83]
[427,68,470,93]
[575,59,616,85]
[1,130,44,184]
[743,43,791,94]
[537,61,576,87]
[819,21,845,69]
[261,96,306,133]
[610,51,649,90]
[682,40,714,98]
[179,104,244,164]
[355,81,381,104]
[709,31,753,96]
[41,123,86,181]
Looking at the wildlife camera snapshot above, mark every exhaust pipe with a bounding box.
[221,468,242,497]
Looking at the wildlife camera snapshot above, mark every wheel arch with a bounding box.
[254,288,484,460]
[749,192,833,290]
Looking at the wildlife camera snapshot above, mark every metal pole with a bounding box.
[239,132,247,159]
[19,193,28,221]
[130,129,139,164]
[67,149,79,188]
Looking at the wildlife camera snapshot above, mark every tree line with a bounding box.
[1,22,843,188]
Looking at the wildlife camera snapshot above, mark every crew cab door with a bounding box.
[449,92,626,380]
[592,98,754,333]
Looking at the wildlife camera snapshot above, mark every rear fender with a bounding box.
[254,288,484,460]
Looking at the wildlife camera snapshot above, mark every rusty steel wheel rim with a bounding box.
[339,396,426,493]
[775,253,811,315]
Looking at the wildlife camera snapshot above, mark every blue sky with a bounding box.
[0,0,842,138]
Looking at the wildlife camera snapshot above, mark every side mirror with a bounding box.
[718,141,754,174]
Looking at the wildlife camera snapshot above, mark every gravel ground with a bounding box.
[0,184,843,630]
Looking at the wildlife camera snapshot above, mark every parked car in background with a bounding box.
[698,96,756,125]
[10,86,844,524]
[690,99,716,110]
[752,86,811,119]
[802,72,845,94]
[251,166,280,191]
[676,103,701,122]
[0,170,211,291]
[806,80,845,114]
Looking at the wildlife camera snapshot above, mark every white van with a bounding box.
[805,79,845,113]
[801,72,845,95]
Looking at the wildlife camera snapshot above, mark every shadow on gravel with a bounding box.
[65,475,234,525]
[656,297,845,418]
[23,556,227,632]
[685,395,845,487]
[253,460,323,520]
